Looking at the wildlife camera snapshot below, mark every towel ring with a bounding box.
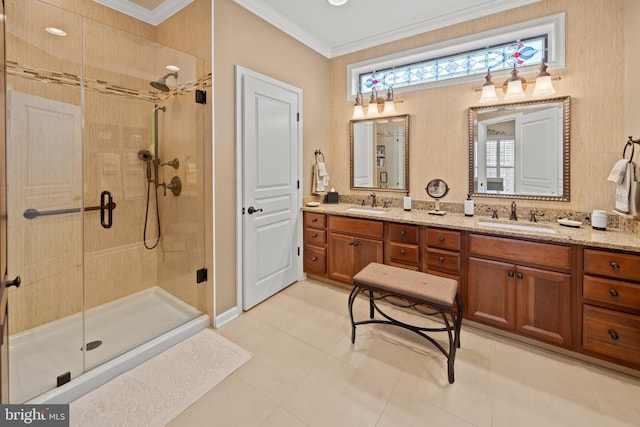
[624,139,635,163]
[314,149,325,162]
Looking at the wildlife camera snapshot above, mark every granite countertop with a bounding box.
[302,203,640,254]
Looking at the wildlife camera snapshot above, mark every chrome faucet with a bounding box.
[510,201,518,221]
[370,193,377,208]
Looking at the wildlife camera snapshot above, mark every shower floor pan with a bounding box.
[9,286,208,404]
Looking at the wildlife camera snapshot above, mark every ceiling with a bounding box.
[98,0,541,58]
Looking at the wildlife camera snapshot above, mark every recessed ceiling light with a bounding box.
[328,0,347,5]
[45,27,67,37]
[166,65,180,71]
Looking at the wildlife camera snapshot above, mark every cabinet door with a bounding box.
[468,257,516,329]
[328,233,356,283]
[515,266,572,347]
[353,237,384,276]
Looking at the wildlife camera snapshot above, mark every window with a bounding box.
[347,13,565,99]
[486,139,515,193]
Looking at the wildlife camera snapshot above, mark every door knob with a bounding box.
[247,206,263,214]
[5,276,21,288]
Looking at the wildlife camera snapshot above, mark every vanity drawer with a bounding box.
[584,249,640,282]
[583,275,640,311]
[425,249,461,274]
[304,212,326,229]
[304,245,326,275]
[304,228,326,246]
[388,223,419,244]
[469,234,571,270]
[425,228,461,251]
[329,216,383,238]
[388,242,419,265]
[583,304,640,364]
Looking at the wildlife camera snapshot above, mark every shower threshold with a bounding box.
[9,286,208,404]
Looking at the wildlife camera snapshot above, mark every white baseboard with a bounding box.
[214,305,241,328]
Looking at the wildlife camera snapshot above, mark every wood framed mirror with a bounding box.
[350,114,409,192]
[468,96,570,201]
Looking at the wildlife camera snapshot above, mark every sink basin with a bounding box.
[477,220,557,234]
[346,207,386,215]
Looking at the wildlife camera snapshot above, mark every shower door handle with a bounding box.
[100,191,113,229]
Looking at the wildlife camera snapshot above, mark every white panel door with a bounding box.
[239,68,301,310]
[353,122,373,187]
[516,108,559,195]
[7,92,82,286]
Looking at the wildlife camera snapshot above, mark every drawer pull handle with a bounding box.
[400,230,406,236]
[609,288,619,297]
[610,261,620,270]
[439,257,445,263]
[508,270,514,278]
[609,330,619,340]
[438,236,445,242]
[311,256,318,262]
[312,218,318,223]
[311,233,318,238]
[400,250,406,255]
[517,272,523,280]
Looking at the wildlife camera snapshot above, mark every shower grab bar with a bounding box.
[23,202,117,219]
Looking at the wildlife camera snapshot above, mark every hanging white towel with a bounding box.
[313,161,329,194]
[607,159,628,185]
[612,160,636,214]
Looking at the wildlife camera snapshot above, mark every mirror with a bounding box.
[425,178,449,215]
[350,114,409,192]
[469,97,570,201]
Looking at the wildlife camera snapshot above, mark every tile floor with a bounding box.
[168,279,640,427]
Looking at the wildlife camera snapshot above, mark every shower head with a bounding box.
[138,150,153,161]
[150,72,178,92]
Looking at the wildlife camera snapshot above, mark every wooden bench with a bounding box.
[348,262,463,383]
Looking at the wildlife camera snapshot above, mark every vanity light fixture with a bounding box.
[351,87,401,119]
[477,62,560,104]
[367,89,380,118]
[166,65,180,71]
[478,70,499,104]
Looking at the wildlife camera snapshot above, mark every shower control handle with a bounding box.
[247,206,263,214]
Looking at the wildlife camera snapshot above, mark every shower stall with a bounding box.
[4,0,208,403]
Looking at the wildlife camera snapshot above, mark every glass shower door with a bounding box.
[81,20,206,370]
[5,0,85,403]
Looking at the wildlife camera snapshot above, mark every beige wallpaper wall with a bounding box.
[214,0,330,314]
[330,0,627,214]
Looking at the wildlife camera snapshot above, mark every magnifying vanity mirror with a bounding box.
[425,178,449,215]
[350,114,409,192]
[468,96,570,201]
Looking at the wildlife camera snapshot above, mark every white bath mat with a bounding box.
[69,328,251,427]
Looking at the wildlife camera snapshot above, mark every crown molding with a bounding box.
[232,0,332,57]
[93,0,193,26]
[233,0,541,59]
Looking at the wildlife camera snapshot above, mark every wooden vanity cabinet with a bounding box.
[468,234,573,348]
[385,223,420,270]
[328,216,383,284]
[581,248,640,367]
[303,212,327,277]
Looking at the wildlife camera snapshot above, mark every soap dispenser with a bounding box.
[403,192,412,211]
[464,194,474,217]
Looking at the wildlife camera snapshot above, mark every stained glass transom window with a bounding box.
[358,36,546,93]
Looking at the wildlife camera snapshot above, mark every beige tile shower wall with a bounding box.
[214,0,330,314]
[329,0,626,215]
[625,0,640,139]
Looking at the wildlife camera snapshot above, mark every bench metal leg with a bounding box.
[349,284,463,384]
